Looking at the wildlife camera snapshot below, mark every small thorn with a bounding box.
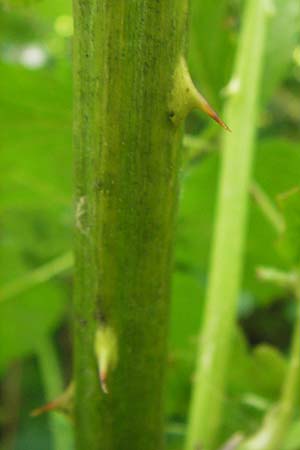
[31,400,59,417]
[197,92,231,132]
[94,325,118,395]
[30,382,74,418]
[100,371,109,394]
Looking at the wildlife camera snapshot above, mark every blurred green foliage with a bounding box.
[0,0,300,449]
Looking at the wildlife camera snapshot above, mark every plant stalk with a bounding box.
[72,2,189,450]
[185,1,271,449]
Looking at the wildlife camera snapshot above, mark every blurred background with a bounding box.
[0,1,299,449]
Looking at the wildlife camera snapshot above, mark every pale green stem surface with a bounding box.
[185,1,270,449]
[36,336,74,450]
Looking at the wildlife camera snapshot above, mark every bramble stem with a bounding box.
[72,2,189,449]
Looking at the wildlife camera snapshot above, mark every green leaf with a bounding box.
[0,0,72,18]
[173,138,300,311]
[189,0,237,108]
[0,283,66,373]
[0,62,72,372]
[227,340,287,407]
[261,0,300,105]
[283,420,300,450]
[278,188,300,266]
[170,272,204,351]
[250,345,287,399]
[221,342,287,443]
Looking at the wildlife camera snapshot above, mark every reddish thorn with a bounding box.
[198,93,231,132]
[31,399,59,417]
[208,109,232,132]
[100,371,109,394]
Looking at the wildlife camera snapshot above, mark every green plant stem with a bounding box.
[36,335,73,450]
[185,1,270,449]
[72,2,189,450]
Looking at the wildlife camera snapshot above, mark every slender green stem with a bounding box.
[36,335,74,450]
[185,1,270,449]
[72,2,189,449]
[0,252,73,303]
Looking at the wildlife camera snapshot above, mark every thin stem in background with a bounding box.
[185,1,271,449]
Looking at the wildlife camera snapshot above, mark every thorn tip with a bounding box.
[31,400,58,417]
[100,371,109,394]
[197,92,231,132]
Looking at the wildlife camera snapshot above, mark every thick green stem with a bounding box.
[185,1,270,449]
[72,2,190,450]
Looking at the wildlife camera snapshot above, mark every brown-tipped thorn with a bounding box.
[197,92,231,132]
[31,399,60,417]
[100,371,109,394]
[30,382,74,418]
